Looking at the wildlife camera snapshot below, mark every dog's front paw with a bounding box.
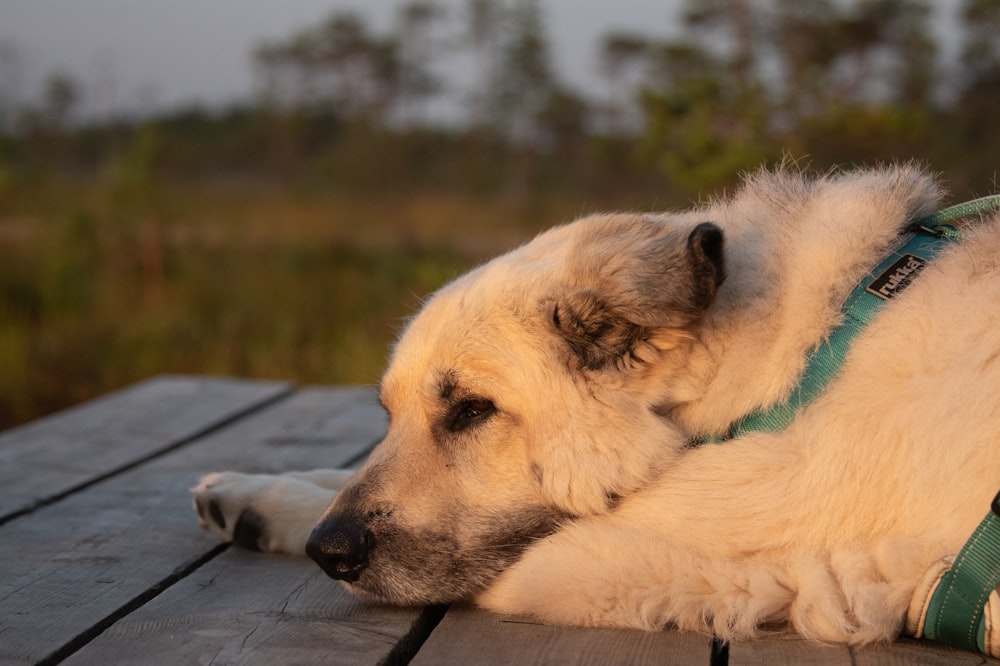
[192,472,272,551]
[192,471,337,555]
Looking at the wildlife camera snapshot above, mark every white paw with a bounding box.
[191,471,336,554]
[192,472,273,550]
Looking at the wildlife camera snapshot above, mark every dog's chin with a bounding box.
[314,503,574,606]
[336,565,498,607]
[337,580,419,607]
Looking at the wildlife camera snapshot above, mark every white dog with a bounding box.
[194,165,1000,654]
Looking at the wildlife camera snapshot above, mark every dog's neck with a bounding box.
[669,170,944,436]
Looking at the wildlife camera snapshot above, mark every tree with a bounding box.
[835,0,936,107]
[254,11,402,124]
[463,0,506,130]
[955,0,1000,160]
[961,0,1000,81]
[598,32,650,135]
[535,86,587,155]
[42,72,80,131]
[0,39,24,134]
[768,0,841,120]
[494,0,556,144]
[635,1,773,191]
[882,0,936,107]
[683,0,760,92]
[394,2,445,125]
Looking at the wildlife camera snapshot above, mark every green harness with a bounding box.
[710,194,1000,654]
[728,194,1000,437]
[923,491,1000,653]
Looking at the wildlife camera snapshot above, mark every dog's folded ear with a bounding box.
[552,220,725,371]
[686,222,726,311]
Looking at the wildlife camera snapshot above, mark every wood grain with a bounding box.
[728,631,1000,665]
[63,549,431,666]
[0,375,292,522]
[410,605,713,665]
[728,634,851,665]
[853,638,999,665]
[0,385,390,665]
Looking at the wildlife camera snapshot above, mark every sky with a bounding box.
[0,0,967,123]
[0,0,685,120]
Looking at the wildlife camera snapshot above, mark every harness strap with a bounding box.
[920,194,1000,232]
[728,194,1000,438]
[918,194,1000,654]
[922,491,1000,653]
[698,192,1000,654]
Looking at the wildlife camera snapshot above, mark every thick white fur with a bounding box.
[194,165,1000,648]
[476,167,1000,643]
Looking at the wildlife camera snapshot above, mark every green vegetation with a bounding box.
[0,172,591,427]
[1,0,999,429]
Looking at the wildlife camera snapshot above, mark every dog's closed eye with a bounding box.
[447,398,497,433]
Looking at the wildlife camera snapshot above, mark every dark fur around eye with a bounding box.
[447,398,497,433]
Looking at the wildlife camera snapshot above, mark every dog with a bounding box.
[193,165,1000,652]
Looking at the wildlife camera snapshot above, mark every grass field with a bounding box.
[0,173,633,429]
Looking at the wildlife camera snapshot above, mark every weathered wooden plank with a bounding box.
[853,638,1000,665]
[0,386,392,665]
[410,605,714,665]
[63,549,437,666]
[729,633,1000,666]
[0,375,293,522]
[728,635,851,665]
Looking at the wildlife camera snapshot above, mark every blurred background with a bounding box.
[0,0,998,430]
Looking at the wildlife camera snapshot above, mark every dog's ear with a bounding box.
[685,222,726,312]
[552,220,725,370]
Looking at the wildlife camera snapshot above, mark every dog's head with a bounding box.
[306,214,725,604]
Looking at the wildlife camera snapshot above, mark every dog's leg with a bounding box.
[477,521,790,635]
[283,468,356,490]
[480,426,953,644]
[478,520,929,645]
[191,470,348,554]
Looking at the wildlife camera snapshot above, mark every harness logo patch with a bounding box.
[866,254,927,300]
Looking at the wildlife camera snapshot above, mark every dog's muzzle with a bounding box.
[306,515,374,582]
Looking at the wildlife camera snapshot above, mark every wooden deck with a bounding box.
[1,375,996,665]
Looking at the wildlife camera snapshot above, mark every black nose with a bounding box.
[306,515,375,582]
